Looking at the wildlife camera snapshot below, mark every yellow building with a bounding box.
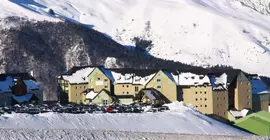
[84,89,116,106]
[108,69,158,104]
[58,66,113,104]
[145,70,178,102]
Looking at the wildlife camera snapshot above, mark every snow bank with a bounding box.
[0,102,251,136]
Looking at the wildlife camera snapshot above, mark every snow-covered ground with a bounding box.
[1,0,270,76]
[0,102,250,136]
[0,129,266,140]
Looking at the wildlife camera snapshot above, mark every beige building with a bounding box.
[84,89,116,106]
[182,84,214,115]
[146,70,178,102]
[180,72,229,120]
[228,71,252,111]
[58,66,113,104]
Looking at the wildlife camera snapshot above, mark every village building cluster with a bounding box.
[0,73,43,106]
[57,66,270,122]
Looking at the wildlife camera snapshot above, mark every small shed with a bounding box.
[85,89,116,106]
[137,88,166,105]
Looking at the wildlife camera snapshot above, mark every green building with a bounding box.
[235,111,270,136]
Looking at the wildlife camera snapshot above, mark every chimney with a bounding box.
[30,70,34,77]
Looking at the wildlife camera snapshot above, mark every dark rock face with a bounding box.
[0,17,206,100]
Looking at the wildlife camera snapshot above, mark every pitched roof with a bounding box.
[141,88,163,100]
[62,65,103,76]
[62,67,95,84]
[208,73,227,90]
[178,72,210,86]
[0,74,41,94]
[84,89,114,100]
[248,75,270,94]
[229,109,250,118]
[11,93,34,103]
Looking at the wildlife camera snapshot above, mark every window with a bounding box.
[195,105,198,108]
[157,79,161,82]
[157,86,161,89]
[204,91,207,94]
[247,82,250,85]
[195,92,198,94]
[122,85,124,87]
[127,92,129,94]
[200,98,202,100]
[127,85,129,87]
[247,89,251,92]
[105,86,108,88]
[76,86,77,89]
[104,79,108,82]
[135,87,139,92]
[223,97,225,100]
[224,112,226,115]
[205,98,207,101]
[247,95,250,99]
[84,86,86,89]
[200,91,202,94]
[123,92,125,94]
[103,100,108,106]
[195,98,198,101]
[205,105,207,107]
[217,97,219,100]
[247,102,251,105]
[97,77,101,80]
[200,105,202,107]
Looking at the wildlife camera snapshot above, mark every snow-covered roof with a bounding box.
[110,71,134,84]
[0,76,41,93]
[11,93,34,103]
[229,109,249,118]
[133,73,156,85]
[85,90,99,100]
[0,76,14,93]
[62,67,95,84]
[209,73,227,90]
[249,76,270,94]
[179,73,210,86]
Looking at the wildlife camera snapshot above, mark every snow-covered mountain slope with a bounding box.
[0,102,251,136]
[1,0,270,76]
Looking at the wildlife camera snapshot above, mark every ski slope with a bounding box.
[1,0,270,76]
[0,102,250,136]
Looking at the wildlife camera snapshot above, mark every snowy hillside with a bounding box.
[0,102,250,136]
[1,0,270,76]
